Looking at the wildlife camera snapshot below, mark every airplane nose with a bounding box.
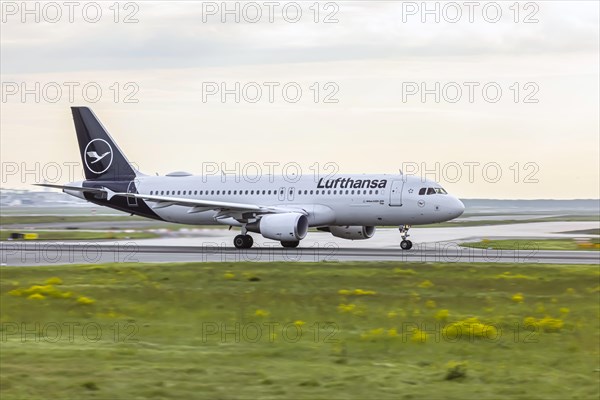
[454,198,465,217]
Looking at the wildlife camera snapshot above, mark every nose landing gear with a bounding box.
[399,225,413,250]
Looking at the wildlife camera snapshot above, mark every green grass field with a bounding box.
[461,239,600,251]
[0,215,141,225]
[417,214,600,228]
[0,230,159,241]
[1,262,599,400]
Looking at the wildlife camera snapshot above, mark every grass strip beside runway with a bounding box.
[1,262,599,399]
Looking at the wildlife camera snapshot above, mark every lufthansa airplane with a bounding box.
[38,107,465,250]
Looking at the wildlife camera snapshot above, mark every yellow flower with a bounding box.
[418,280,434,289]
[76,296,95,305]
[559,307,570,315]
[435,309,449,321]
[337,303,356,313]
[353,289,376,296]
[442,317,498,340]
[338,289,351,296]
[254,309,270,317]
[27,293,45,300]
[525,316,564,332]
[293,320,305,327]
[565,288,576,295]
[360,328,385,340]
[411,329,429,343]
[387,328,399,338]
[387,311,397,319]
[425,300,437,309]
[45,277,63,285]
[511,293,524,303]
[223,272,235,280]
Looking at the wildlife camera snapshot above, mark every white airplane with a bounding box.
[38,107,465,250]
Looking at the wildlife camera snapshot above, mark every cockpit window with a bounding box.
[434,187,448,194]
[418,188,426,195]
[426,188,435,195]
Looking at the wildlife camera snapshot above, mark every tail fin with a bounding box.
[72,107,138,181]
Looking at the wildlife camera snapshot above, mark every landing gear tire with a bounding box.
[399,224,412,250]
[234,234,253,249]
[281,241,300,248]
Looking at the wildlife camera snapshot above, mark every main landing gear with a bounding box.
[233,226,300,249]
[234,226,253,249]
[233,234,253,249]
[399,224,413,250]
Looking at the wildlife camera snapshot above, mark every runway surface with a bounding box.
[1,241,598,266]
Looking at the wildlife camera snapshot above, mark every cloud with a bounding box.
[1,2,598,73]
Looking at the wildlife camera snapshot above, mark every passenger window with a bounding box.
[327,190,331,195]
[245,190,248,195]
[194,190,197,195]
[310,190,313,195]
[251,190,254,195]
[262,190,265,195]
[369,190,372,195]
[375,190,378,195]
[211,190,214,195]
[363,190,367,195]
[333,190,337,195]
[161,191,164,195]
[427,188,435,195]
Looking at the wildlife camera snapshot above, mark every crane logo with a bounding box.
[84,139,113,174]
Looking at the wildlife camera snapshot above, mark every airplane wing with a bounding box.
[34,184,307,223]
[116,192,304,216]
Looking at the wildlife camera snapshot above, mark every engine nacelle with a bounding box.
[328,225,375,240]
[247,213,309,241]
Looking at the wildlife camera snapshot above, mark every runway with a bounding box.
[1,241,598,266]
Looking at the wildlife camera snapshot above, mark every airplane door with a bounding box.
[127,180,138,207]
[389,180,404,207]
[287,187,295,201]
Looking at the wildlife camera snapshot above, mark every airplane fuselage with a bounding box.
[69,173,465,227]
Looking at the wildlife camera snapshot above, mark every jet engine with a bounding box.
[247,213,308,241]
[326,225,375,240]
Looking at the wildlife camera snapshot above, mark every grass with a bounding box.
[461,239,600,251]
[0,230,159,241]
[1,262,599,399]
[560,229,600,236]
[417,214,600,228]
[0,215,141,225]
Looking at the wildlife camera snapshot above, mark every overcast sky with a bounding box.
[1,1,598,199]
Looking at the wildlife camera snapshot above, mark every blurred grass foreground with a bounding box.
[1,261,599,399]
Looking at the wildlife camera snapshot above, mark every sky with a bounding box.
[1,1,599,199]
